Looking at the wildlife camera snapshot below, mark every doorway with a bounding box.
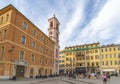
[16,65,25,78]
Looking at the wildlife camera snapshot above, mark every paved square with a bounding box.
[0,76,120,84]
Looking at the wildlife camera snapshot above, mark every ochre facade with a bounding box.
[59,43,120,75]
[101,44,120,74]
[0,5,55,79]
[59,43,100,75]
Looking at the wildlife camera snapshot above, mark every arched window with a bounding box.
[50,21,53,27]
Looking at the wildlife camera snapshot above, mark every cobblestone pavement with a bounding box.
[0,76,119,84]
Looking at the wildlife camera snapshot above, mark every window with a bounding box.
[86,56,89,60]
[6,14,9,22]
[45,69,47,74]
[114,48,116,51]
[106,54,108,59]
[38,69,41,75]
[21,36,26,44]
[101,49,103,52]
[119,61,120,65]
[92,62,94,66]
[33,30,36,37]
[101,55,104,59]
[95,55,99,59]
[109,48,111,52]
[32,41,35,48]
[1,47,4,58]
[86,51,89,54]
[46,59,48,64]
[118,47,120,51]
[87,62,90,66]
[0,17,3,24]
[114,53,116,58]
[30,69,33,76]
[45,49,48,54]
[31,54,34,61]
[110,54,112,58]
[106,61,108,65]
[50,21,53,27]
[91,56,93,60]
[40,57,42,63]
[46,39,48,45]
[115,60,117,65]
[110,61,112,65]
[95,50,98,53]
[66,58,69,61]
[4,29,7,38]
[22,22,27,30]
[96,62,99,66]
[105,48,107,52]
[40,46,43,53]
[118,53,120,58]
[20,51,24,60]
[40,35,44,41]
[102,61,104,65]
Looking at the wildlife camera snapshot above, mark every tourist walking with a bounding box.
[102,73,107,84]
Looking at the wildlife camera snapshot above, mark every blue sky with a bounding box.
[0,0,120,50]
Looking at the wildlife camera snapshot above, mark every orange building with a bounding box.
[0,5,56,79]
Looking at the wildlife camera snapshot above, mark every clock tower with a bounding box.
[48,15,60,75]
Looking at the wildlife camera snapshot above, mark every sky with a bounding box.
[0,0,120,50]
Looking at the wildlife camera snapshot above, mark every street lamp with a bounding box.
[9,46,14,52]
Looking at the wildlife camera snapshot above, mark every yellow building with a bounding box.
[59,42,101,75]
[84,43,100,74]
[59,51,65,75]
[59,43,120,76]
[100,44,120,75]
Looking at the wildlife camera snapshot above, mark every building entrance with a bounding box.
[16,65,25,78]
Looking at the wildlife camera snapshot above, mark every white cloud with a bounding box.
[1,0,120,50]
[60,0,85,49]
[71,0,120,47]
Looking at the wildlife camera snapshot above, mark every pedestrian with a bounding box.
[102,73,107,84]
[107,72,110,80]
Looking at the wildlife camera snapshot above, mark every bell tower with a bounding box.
[48,14,60,75]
